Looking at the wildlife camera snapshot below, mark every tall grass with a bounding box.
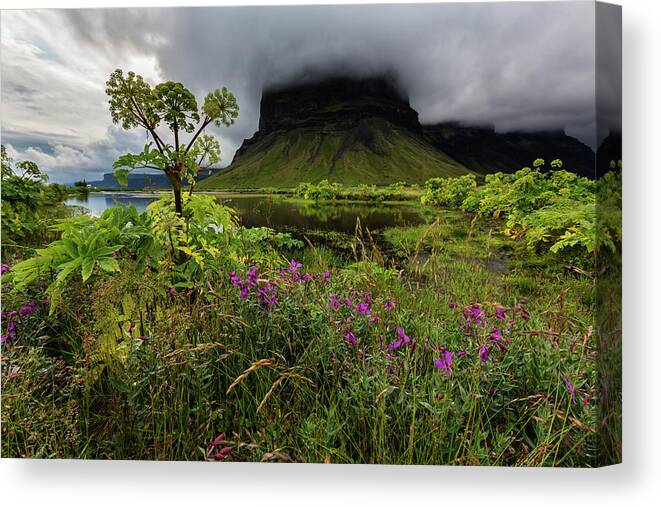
[1,205,610,465]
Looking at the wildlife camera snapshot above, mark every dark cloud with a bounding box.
[2,2,621,182]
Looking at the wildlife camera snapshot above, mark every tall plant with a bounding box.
[106,69,238,215]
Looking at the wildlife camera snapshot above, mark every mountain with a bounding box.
[87,169,222,190]
[197,77,471,189]
[423,122,596,178]
[199,75,599,190]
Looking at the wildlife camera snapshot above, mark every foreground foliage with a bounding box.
[1,183,617,465]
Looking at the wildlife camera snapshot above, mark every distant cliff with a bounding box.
[199,75,598,190]
[87,168,222,190]
[423,122,597,178]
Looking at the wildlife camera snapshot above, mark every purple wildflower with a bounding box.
[448,302,457,310]
[1,320,17,343]
[387,338,403,350]
[1,263,9,275]
[562,376,577,404]
[329,294,341,311]
[345,331,356,346]
[479,344,489,363]
[355,302,370,316]
[288,260,302,273]
[434,348,454,376]
[322,271,331,282]
[396,327,411,345]
[455,350,467,358]
[494,306,507,321]
[384,300,396,311]
[247,266,259,286]
[229,271,242,287]
[369,315,379,326]
[464,304,485,326]
[343,298,353,309]
[240,286,250,299]
[18,300,38,317]
[168,287,175,299]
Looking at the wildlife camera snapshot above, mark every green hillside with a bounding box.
[198,119,471,189]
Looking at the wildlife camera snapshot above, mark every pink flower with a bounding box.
[563,376,577,404]
[434,348,454,376]
[479,345,489,363]
[214,447,232,461]
[322,271,331,282]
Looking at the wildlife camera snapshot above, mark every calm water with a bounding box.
[66,192,425,233]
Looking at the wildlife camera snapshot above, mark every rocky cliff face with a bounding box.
[258,76,421,134]
[203,77,469,189]
[423,122,597,178]
[200,76,598,190]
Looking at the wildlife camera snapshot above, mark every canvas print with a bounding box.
[0,1,621,466]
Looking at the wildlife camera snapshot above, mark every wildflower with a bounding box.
[207,433,225,459]
[288,260,302,273]
[328,294,341,311]
[345,331,356,346]
[18,300,38,317]
[240,286,250,299]
[369,315,379,326]
[1,320,17,343]
[355,302,370,316]
[455,350,467,358]
[1,263,9,275]
[229,271,242,287]
[168,287,175,299]
[387,338,403,350]
[214,447,232,461]
[362,292,372,305]
[464,304,485,326]
[343,298,353,309]
[384,300,396,311]
[490,327,508,351]
[448,302,457,310]
[494,306,507,321]
[479,344,489,363]
[434,348,454,376]
[396,326,411,345]
[247,266,259,286]
[562,376,577,404]
[322,271,331,282]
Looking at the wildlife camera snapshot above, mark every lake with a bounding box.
[65,192,426,234]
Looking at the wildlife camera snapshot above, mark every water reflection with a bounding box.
[66,192,425,233]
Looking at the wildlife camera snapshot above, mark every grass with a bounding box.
[1,200,618,465]
[197,121,471,189]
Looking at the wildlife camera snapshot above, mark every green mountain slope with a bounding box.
[198,118,471,189]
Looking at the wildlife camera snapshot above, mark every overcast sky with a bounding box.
[1,2,620,183]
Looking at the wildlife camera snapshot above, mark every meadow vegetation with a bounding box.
[1,155,621,465]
